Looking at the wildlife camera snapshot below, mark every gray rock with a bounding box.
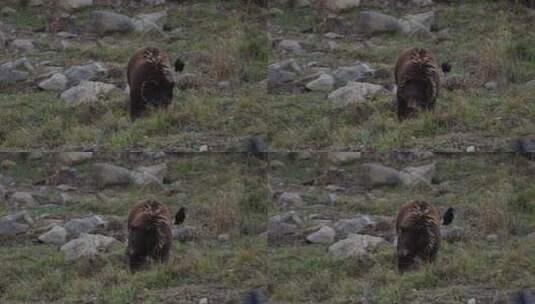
[321,0,361,12]
[135,163,167,183]
[399,162,435,187]
[0,67,28,85]
[1,7,16,16]
[278,192,304,207]
[271,211,303,226]
[8,192,36,210]
[58,152,94,165]
[359,163,401,187]
[268,69,296,85]
[405,10,435,30]
[332,64,375,84]
[137,0,165,4]
[38,225,67,245]
[327,152,361,165]
[0,220,29,237]
[129,170,164,190]
[60,80,116,105]
[0,211,34,226]
[132,10,166,34]
[267,221,297,244]
[484,81,498,90]
[58,0,93,9]
[357,11,403,35]
[328,81,387,107]
[278,39,304,53]
[305,73,335,92]
[334,216,374,238]
[61,233,121,261]
[38,73,67,92]
[64,215,106,238]
[398,18,433,39]
[89,11,134,35]
[306,226,335,244]
[328,234,385,258]
[10,39,35,53]
[441,226,465,242]
[172,225,198,242]
[486,234,498,242]
[218,233,230,242]
[90,163,132,188]
[63,62,107,87]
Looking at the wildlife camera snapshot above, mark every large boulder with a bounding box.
[58,0,94,9]
[63,62,107,88]
[328,234,385,258]
[64,215,106,238]
[358,163,401,187]
[60,233,121,261]
[38,225,67,245]
[88,11,134,34]
[328,81,387,107]
[60,81,117,105]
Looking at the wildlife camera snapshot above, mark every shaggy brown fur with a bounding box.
[126,199,185,271]
[395,200,441,273]
[127,47,175,120]
[394,47,441,121]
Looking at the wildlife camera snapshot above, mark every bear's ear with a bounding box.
[174,207,186,225]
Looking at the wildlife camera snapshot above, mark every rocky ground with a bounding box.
[0,152,268,303]
[267,151,535,303]
[0,0,268,151]
[267,0,535,151]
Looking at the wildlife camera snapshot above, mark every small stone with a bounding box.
[1,7,16,16]
[199,298,208,304]
[305,73,335,92]
[358,163,401,187]
[9,192,36,210]
[10,39,35,53]
[38,226,67,245]
[484,81,498,90]
[199,145,209,152]
[64,215,106,238]
[278,39,304,53]
[486,234,498,242]
[38,73,67,92]
[306,226,335,244]
[58,0,94,9]
[335,216,374,239]
[218,234,230,242]
[0,220,29,237]
[278,192,303,207]
[327,152,362,165]
[466,146,476,153]
[467,298,476,304]
[59,152,94,165]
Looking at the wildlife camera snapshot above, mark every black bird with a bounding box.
[510,289,535,304]
[174,207,186,225]
[442,207,454,226]
[243,289,266,304]
[513,138,535,160]
[246,137,267,160]
[174,58,185,73]
[441,62,452,74]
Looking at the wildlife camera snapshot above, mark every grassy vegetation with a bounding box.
[268,1,535,151]
[0,153,268,303]
[267,153,535,303]
[0,1,268,151]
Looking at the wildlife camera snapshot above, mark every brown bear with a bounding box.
[126,199,186,271]
[395,200,453,273]
[127,47,184,120]
[394,47,446,121]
